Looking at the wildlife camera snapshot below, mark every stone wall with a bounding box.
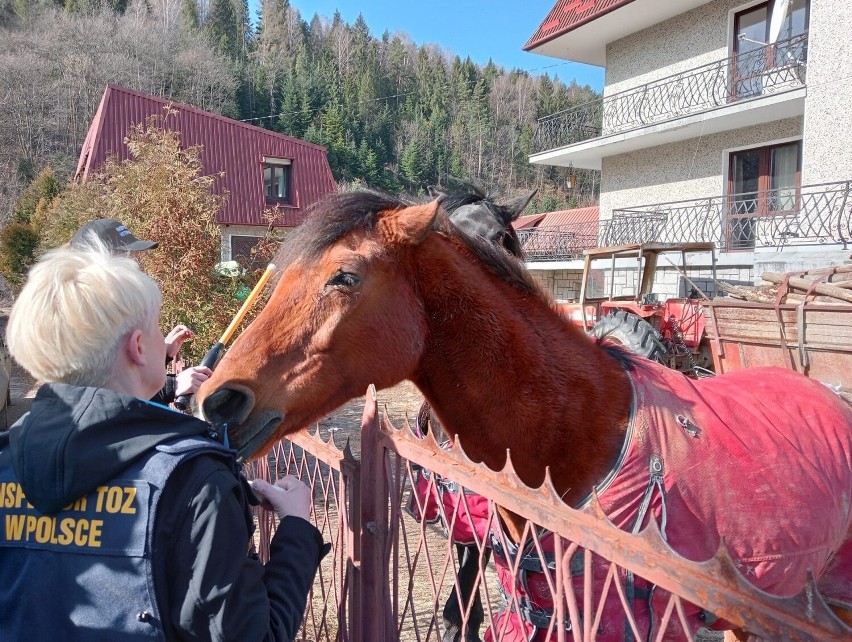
[529,265,753,302]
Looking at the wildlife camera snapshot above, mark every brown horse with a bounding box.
[422,179,534,642]
[198,191,852,638]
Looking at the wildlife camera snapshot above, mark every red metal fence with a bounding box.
[247,392,850,642]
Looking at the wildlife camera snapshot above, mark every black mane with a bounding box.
[439,180,492,214]
[273,189,540,297]
[273,190,411,269]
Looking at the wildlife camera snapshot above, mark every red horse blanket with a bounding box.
[406,404,491,545]
[488,359,852,641]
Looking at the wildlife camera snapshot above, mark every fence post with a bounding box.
[343,448,361,642]
[358,384,393,641]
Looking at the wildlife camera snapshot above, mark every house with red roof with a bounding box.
[524,0,850,294]
[75,84,337,263]
[514,205,601,302]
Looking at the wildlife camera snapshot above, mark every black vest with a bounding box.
[0,435,234,641]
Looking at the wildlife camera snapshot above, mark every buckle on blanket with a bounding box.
[490,533,585,576]
[676,414,701,438]
[516,599,574,632]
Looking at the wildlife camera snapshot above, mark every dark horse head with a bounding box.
[428,180,536,258]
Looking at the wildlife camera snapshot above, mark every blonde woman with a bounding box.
[0,241,327,640]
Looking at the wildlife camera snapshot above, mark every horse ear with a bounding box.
[391,200,441,245]
[427,185,446,199]
[504,190,538,222]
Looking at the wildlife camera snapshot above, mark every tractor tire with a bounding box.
[590,311,667,362]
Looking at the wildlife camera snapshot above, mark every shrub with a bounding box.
[36,108,276,362]
[0,223,39,287]
[12,167,63,225]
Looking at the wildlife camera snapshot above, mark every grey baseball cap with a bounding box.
[71,218,158,252]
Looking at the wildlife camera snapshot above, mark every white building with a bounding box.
[522,0,850,300]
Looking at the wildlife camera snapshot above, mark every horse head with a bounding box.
[198,188,630,523]
[429,180,536,258]
[198,193,442,459]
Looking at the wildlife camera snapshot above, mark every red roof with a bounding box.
[514,206,600,260]
[524,0,636,52]
[76,84,337,227]
[514,206,599,229]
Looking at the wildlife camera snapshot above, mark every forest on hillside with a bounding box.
[0,0,601,220]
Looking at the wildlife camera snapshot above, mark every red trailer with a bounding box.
[703,297,852,404]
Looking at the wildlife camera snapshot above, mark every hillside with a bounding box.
[0,0,600,220]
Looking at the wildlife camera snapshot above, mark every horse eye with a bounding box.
[327,271,360,288]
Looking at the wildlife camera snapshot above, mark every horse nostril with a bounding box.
[201,387,255,429]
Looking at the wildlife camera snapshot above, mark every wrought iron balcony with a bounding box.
[532,34,808,155]
[517,222,599,261]
[515,181,851,262]
[603,180,852,252]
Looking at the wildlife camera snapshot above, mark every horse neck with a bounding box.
[409,239,632,506]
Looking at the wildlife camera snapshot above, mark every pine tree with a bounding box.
[400,138,423,192]
[0,2,602,215]
[206,0,242,60]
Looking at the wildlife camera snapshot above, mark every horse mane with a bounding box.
[438,179,492,213]
[272,190,412,271]
[272,189,567,318]
[431,212,541,297]
[596,340,637,370]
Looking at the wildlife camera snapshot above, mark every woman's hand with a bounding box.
[164,325,195,359]
[174,365,213,397]
[250,476,312,521]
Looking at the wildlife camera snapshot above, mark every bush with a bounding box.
[35,108,276,362]
[0,223,39,287]
[12,167,63,225]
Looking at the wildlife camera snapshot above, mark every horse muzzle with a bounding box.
[200,385,283,462]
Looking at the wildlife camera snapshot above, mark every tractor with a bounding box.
[558,242,717,376]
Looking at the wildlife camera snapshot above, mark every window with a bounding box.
[231,235,265,270]
[732,0,809,99]
[263,157,292,204]
[727,141,801,249]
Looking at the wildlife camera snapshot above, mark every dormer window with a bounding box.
[263,157,292,205]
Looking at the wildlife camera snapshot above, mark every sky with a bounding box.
[250,0,605,90]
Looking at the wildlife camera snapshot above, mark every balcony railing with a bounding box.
[514,181,852,261]
[604,180,852,251]
[532,33,808,155]
[517,222,599,261]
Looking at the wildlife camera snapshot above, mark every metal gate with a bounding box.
[248,391,850,642]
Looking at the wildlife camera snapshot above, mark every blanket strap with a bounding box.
[490,531,583,633]
[625,453,667,642]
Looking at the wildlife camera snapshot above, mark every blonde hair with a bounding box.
[7,239,162,387]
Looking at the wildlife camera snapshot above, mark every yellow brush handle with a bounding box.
[218,263,277,345]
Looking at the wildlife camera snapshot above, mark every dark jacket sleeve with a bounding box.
[154,457,327,641]
[150,374,177,406]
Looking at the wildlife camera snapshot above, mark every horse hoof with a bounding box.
[441,624,461,642]
[441,622,483,642]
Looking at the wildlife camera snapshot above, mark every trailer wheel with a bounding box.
[591,311,667,362]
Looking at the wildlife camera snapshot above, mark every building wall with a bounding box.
[529,270,584,302]
[603,0,850,197]
[800,0,852,184]
[598,117,803,219]
[605,0,749,95]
